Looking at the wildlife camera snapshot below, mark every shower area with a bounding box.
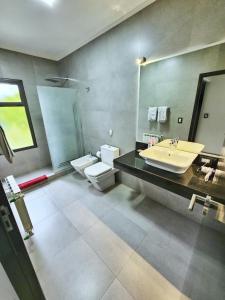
[37,77,88,171]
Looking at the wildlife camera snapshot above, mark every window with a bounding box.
[0,79,37,152]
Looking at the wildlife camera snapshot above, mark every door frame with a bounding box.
[188,69,225,141]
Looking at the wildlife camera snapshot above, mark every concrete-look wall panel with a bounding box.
[1,0,225,185]
[0,49,59,178]
[59,0,225,188]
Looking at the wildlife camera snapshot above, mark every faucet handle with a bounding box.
[188,194,197,210]
[174,137,179,144]
[170,137,179,145]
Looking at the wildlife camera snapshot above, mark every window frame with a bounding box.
[0,78,37,152]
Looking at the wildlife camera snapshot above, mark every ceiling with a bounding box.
[0,0,156,61]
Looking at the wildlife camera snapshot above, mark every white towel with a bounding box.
[148,107,157,121]
[157,106,168,123]
[0,125,14,163]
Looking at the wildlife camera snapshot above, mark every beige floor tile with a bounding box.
[84,221,133,275]
[28,212,80,271]
[101,279,134,300]
[37,238,114,300]
[118,252,190,300]
[46,177,84,209]
[82,191,113,218]
[25,190,58,226]
[63,201,99,234]
[12,172,224,300]
[104,184,141,208]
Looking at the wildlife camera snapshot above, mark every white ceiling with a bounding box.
[0,0,156,61]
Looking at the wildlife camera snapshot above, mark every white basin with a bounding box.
[139,141,204,174]
[156,139,204,154]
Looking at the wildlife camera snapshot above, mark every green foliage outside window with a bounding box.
[0,81,36,151]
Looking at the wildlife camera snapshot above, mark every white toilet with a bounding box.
[70,154,98,177]
[84,145,120,191]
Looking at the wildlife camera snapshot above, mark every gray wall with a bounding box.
[1,0,225,184]
[138,44,225,142]
[59,0,225,187]
[0,49,59,178]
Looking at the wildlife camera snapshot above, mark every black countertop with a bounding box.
[114,150,225,205]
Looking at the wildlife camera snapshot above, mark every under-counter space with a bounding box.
[114,150,225,205]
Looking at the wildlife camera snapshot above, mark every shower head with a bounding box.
[45,76,90,91]
[45,77,68,84]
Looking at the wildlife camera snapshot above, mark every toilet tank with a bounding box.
[100,145,119,166]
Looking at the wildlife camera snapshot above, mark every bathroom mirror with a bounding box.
[137,42,225,155]
[189,70,225,155]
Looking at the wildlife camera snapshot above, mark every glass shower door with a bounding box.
[37,86,83,170]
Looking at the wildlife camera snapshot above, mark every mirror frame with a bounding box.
[188,69,225,142]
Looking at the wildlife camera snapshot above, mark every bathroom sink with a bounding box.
[139,141,204,174]
[156,139,204,153]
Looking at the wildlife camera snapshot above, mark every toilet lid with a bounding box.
[85,162,111,177]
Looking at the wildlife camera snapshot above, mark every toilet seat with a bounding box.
[84,162,117,191]
[84,162,112,177]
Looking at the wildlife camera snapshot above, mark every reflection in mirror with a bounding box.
[193,73,225,155]
[137,43,225,155]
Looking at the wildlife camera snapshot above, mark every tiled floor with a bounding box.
[13,171,225,300]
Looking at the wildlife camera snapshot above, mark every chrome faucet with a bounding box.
[189,194,212,215]
[188,194,225,224]
[169,137,179,156]
[171,137,179,146]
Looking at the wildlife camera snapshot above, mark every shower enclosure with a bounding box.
[37,86,84,170]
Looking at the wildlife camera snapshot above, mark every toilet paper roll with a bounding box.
[96,151,101,158]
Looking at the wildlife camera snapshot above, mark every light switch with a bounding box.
[178,117,183,124]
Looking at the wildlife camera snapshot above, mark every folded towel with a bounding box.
[148,107,157,121]
[0,125,14,163]
[157,106,168,123]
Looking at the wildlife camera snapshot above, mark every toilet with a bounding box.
[84,145,119,191]
[70,154,98,177]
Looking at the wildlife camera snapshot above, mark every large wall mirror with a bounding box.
[137,43,225,155]
[189,70,225,155]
